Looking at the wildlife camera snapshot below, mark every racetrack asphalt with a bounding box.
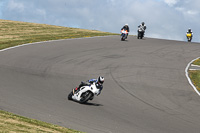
[0,36,200,133]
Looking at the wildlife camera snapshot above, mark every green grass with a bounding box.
[192,58,200,66]
[188,58,200,91]
[0,19,118,132]
[189,70,200,91]
[0,110,84,133]
[0,19,118,50]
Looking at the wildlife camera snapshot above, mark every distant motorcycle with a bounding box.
[137,27,145,39]
[121,29,128,41]
[186,33,192,42]
[68,82,101,104]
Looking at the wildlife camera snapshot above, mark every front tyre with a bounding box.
[138,32,141,39]
[121,35,124,41]
[187,37,191,42]
[68,91,73,100]
[80,91,93,104]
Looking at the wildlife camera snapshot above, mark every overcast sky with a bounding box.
[0,0,200,42]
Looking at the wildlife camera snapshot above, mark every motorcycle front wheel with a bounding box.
[187,38,191,42]
[80,91,93,104]
[68,91,73,100]
[121,36,124,41]
[138,33,143,39]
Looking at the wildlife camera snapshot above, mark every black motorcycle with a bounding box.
[137,27,145,39]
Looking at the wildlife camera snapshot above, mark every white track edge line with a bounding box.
[0,36,115,52]
[189,69,199,71]
[191,64,200,67]
[185,57,200,96]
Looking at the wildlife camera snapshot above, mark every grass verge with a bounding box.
[0,19,118,132]
[0,110,83,133]
[192,58,200,66]
[189,70,200,91]
[189,58,200,92]
[0,19,118,50]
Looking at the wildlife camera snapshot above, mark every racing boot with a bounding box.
[73,87,79,95]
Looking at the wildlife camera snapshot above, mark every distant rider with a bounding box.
[138,22,146,33]
[73,76,104,96]
[186,28,193,39]
[121,24,130,37]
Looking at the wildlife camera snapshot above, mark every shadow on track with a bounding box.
[82,102,103,106]
[68,99,103,106]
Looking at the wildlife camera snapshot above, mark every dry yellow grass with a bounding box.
[192,58,200,66]
[0,110,83,133]
[0,19,117,50]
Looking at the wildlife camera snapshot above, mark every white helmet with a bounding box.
[98,76,104,84]
[125,24,128,26]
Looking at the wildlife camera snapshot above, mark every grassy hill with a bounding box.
[0,110,83,133]
[0,19,118,50]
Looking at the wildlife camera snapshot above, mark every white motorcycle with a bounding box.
[68,82,101,104]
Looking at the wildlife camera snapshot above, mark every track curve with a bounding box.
[0,36,200,133]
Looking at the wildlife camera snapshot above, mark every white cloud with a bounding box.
[164,0,179,6]
[187,10,199,15]
[7,0,24,12]
[175,7,184,12]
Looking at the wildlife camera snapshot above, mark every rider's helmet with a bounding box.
[98,76,104,85]
[142,22,145,26]
[125,24,128,27]
[188,28,191,32]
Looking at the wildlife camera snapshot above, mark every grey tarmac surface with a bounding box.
[0,36,200,133]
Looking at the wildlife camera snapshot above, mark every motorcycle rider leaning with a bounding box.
[73,76,104,96]
[121,24,130,37]
[138,22,147,33]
